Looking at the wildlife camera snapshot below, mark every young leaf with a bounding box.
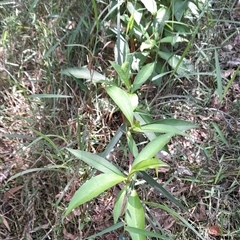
[127,131,138,158]
[67,148,125,176]
[125,190,145,240]
[106,86,134,126]
[132,133,174,167]
[132,63,155,93]
[65,173,126,216]
[130,158,169,176]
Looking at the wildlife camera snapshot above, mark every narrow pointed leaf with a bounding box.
[154,119,197,131]
[106,86,134,126]
[65,173,126,216]
[113,186,128,223]
[130,158,168,176]
[125,226,169,239]
[61,67,107,82]
[125,190,145,240]
[132,133,173,167]
[67,148,124,176]
[132,63,155,93]
[134,123,188,136]
[140,171,188,211]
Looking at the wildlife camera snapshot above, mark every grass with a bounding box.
[0,0,240,239]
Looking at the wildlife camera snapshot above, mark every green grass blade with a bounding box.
[125,226,171,240]
[139,171,188,211]
[145,202,205,240]
[86,222,124,239]
[214,49,223,102]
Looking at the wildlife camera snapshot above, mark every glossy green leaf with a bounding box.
[110,61,131,89]
[132,63,155,93]
[113,186,128,223]
[125,190,145,240]
[133,123,188,136]
[140,39,156,52]
[128,93,139,110]
[140,0,157,15]
[67,148,124,176]
[127,1,142,25]
[65,173,126,216]
[106,86,134,126]
[132,133,173,167]
[130,158,168,176]
[61,67,107,82]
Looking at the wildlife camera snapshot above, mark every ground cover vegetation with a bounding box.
[0,0,240,239]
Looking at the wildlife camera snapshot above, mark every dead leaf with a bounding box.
[0,214,10,231]
[3,185,23,202]
[208,225,221,236]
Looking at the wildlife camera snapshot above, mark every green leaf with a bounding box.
[67,148,125,176]
[132,63,155,93]
[106,86,134,126]
[132,133,173,167]
[110,61,131,89]
[127,1,142,25]
[154,119,197,131]
[29,94,72,98]
[125,226,170,239]
[125,190,145,240]
[130,158,168,176]
[145,202,205,240]
[128,93,139,110]
[133,123,188,136]
[174,0,189,22]
[61,67,107,82]
[140,0,157,15]
[127,131,138,158]
[65,173,126,216]
[140,39,156,52]
[159,51,194,75]
[113,186,128,223]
